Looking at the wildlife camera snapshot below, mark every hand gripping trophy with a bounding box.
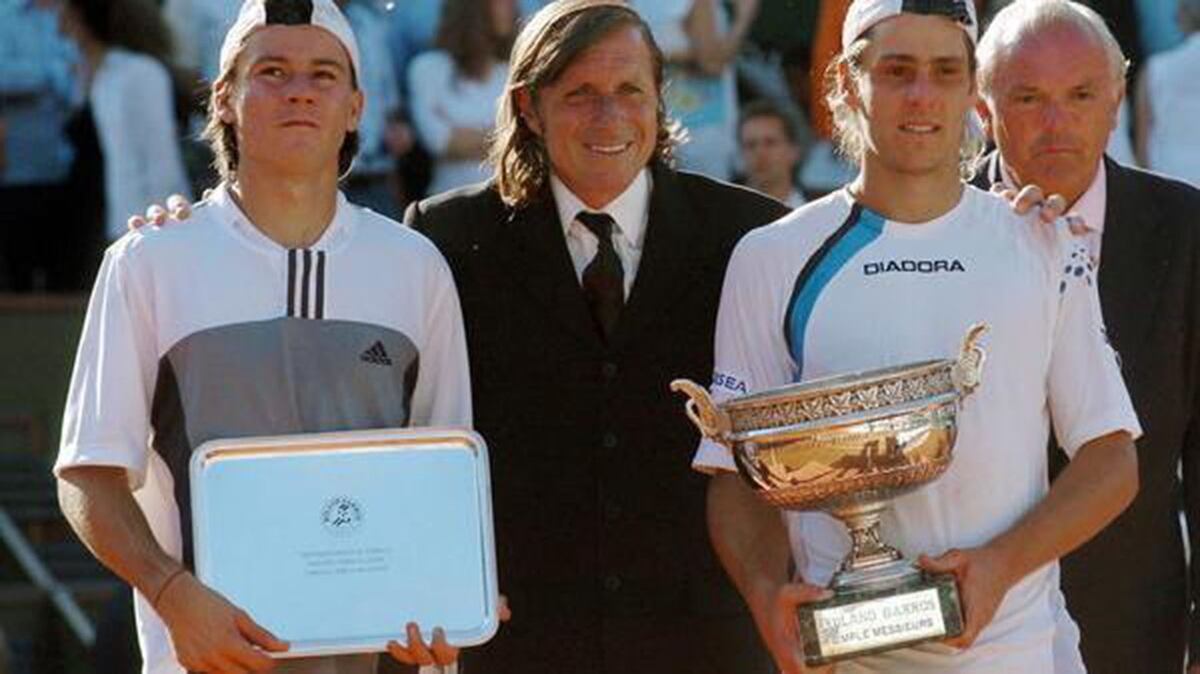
[673,324,987,666]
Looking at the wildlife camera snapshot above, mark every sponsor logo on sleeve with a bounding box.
[713,371,749,395]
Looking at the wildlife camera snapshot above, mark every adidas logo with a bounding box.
[360,341,393,366]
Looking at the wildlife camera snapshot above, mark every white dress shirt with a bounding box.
[550,169,652,299]
[998,159,1107,264]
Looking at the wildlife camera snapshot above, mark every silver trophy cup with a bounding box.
[672,324,987,665]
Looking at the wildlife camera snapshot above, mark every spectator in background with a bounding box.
[340,0,415,218]
[57,0,193,242]
[1136,0,1186,56]
[1135,0,1200,186]
[162,0,241,86]
[633,0,759,181]
[408,0,515,195]
[387,0,546,95]
[737,99,804,207]
[0,0,82,291]
[386,0,444,97]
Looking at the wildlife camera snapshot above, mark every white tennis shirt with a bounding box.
[693,185,1140,673]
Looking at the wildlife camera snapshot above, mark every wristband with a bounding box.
[151,568,187,609]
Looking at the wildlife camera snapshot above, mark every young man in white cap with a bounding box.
[53,1,471,672]
[697,1,1141,672]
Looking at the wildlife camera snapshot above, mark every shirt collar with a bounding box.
[209,181,355,254]
[1071,160,1107,234]
[551,168,651,248]
[997,156,1106,233]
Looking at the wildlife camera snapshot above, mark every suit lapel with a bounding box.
[611,164,703,350]
[496,192,604,348]
[1097,158,1170,355]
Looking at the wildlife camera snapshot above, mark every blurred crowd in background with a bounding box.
[1,0,1197,293]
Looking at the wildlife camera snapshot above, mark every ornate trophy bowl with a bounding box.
[672,324,987,665]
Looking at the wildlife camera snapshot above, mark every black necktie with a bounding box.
[577,211,624,342]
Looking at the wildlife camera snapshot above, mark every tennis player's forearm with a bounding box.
[707,472,793,603]
[987,431,1137,583]
[57,465,182,599]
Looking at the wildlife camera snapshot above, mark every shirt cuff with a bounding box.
[1058,411,1142,459]
[691,437,737,475]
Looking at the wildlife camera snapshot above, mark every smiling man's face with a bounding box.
[517,24,659,208]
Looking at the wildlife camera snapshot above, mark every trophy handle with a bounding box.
[950,323,988,398]
[670,379,732,441]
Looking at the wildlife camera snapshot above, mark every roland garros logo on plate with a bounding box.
[321,496,364,536]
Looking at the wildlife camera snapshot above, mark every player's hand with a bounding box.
[918,547,1014,650]
[387,623,459,667]
[154,570,289,672]
[747,580,836,674]
[385,594,510,667]
[127,194,194,230]
[1186,662,1199,674]
[990,183,1074,226]
[498,593,511,622]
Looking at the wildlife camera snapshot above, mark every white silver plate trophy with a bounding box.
[673,324,987,666]
[190,427,500,658]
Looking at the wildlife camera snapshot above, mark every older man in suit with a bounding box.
[404,2,788,672]
[974,2,1200,673]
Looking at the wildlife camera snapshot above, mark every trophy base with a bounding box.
[797,569,963,667]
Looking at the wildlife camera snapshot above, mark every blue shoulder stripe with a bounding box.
[784,204,885,380]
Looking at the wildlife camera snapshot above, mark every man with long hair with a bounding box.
[698,1,1140,672]
[405,1,789,671]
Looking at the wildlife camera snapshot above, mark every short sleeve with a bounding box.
[407,242,472,429]
[691,234,796,473]
[1047,230,1142,456]
[55,242,160,488]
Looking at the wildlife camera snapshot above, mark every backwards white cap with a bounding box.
[842,0,979,50]
[219,0,362,83]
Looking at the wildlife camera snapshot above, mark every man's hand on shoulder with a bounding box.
[154,570,289,672]
[990,183,1081,228]
[127,194,195,231]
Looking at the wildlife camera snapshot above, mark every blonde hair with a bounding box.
[487,0,680,208]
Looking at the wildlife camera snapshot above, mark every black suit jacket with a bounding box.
[406,163,790,674]
[976,153,1200,673]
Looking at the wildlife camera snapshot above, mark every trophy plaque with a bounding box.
[190,427,500,658]
[673,324,987,666]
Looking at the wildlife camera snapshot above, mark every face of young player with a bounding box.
[220,24,363,180]
[979,24,1122,206]
[852,14,975,181]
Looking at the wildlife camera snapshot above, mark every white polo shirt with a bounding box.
[56,183,471,674]
[693,185,1140,673]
